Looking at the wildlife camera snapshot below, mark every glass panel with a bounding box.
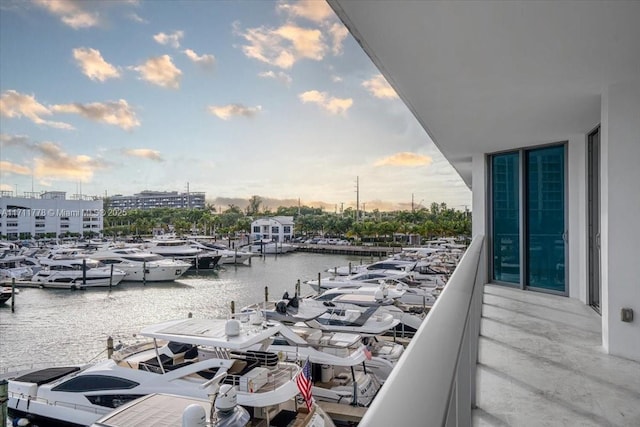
[526,146,565,292]
[492,153,520,283]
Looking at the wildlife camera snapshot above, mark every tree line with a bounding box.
[103,196,471,243]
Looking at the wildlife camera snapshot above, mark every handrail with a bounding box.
[359,235,485,426]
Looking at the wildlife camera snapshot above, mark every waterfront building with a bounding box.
[328,1,640,425]
[108,190,205,210]
[0,191,103,240]
[251,216,294,242]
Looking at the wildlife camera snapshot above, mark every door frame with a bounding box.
[587,125,601,313]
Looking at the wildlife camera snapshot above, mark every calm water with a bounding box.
[0,252,375,372]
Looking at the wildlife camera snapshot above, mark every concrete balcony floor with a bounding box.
[473,284,640,427]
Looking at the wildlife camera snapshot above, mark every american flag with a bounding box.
[296,358,314,411]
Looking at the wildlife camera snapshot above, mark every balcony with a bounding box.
[360,236,640,426]
[475,285,640,426]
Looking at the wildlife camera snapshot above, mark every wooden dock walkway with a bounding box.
[317,401,368,423]
[293,243,400,258]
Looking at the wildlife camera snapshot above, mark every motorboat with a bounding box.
[91,389,336,427]
[189,240,255,265]
[328,259,417,276]
[305,270,416,292]
[89,248,192,282]
[1,286,17,304]
[266,326,386,406]
[145,238,221,270]
[7,317,303,426]
[31,258,126,289]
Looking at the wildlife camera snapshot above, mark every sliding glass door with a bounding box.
[492,153,520,284]
[490,143,567,294]
[525,146,566,293]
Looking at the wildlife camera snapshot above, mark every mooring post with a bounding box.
[349,262,352,275]
[296,279,301,297]
[1,379,8,424]
[317,272,321,295]
[231,300,235,314]
[264,286,269,303]
[143,260,147,285]
[11,278,16,313]
[109,264,114,289]
[82,258,87,286]
[107,336,114,359]
[188,312,193,318]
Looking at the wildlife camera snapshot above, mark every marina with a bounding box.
[0,242,459,426]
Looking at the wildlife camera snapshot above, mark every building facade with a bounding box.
[0,191,103,240]
[108,191,205,210]
[329,0,640,362]
[251,216,294,242]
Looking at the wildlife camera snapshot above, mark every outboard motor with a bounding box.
[287,295,299,309]
[275,300,287,314]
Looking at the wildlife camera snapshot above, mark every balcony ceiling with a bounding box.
[328,1,640,186]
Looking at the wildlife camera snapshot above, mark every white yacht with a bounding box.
[306,270,415,292]
[265,325,398,406]
[7,317,303,426]
[328,259,417,276]
[189,240,254,265]
[145,238,221,269]
[90,247,192,282]
[31,258,126,289]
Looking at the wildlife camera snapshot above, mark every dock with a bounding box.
[317,401,367,423]
[293,243,399,258]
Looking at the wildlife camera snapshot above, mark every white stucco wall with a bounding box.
[567,134,588,302]
[601,79,640,361]
[472,154,488,283]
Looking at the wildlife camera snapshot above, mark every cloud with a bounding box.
[328,22,348,55]
[153,30,184,48]
[208,104,262,120]
[127,12,147,24]
[0,161,30,175]
[237,23,327,69]
[298,90,353,115]
[123,148,163,162]
[33,0,99,29]
[362,74,399,99]
[331,75,343,83]
[51,99,140,130]
[132,55,182,89]
[0,90,73,129]
[183,49,215,68]
[73,47,120,82]
[277,0,334,23]
[0,135,107,182]
[374,152,433,167]
[258,70,292,85]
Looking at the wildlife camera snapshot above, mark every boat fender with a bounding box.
[13,418,31,427]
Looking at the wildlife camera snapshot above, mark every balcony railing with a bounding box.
[359,234,485,426]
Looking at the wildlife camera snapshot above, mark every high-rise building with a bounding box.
[108,191,205,210]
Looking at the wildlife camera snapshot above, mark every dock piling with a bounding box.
[143,260,147,285]
[11,278,15,313]
[107,336,113,359]
[264,286,269,303]
[296,279,301,297]
[82,258,87,286]
[109,264,114,289]
[317,272,321,295]
[1,379,7,424]
[231,300,235,314]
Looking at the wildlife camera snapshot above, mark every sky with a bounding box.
[0,0,471,212]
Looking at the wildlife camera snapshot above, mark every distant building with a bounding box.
[0,191,103,240]
[251,216,294,242]
[108,190,205,210]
